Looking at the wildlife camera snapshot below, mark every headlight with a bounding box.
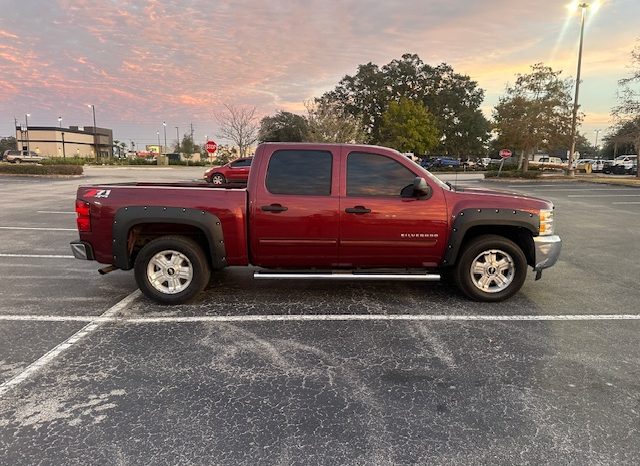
[539,209,554,236]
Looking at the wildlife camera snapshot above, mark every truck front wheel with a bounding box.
[454,234,527,302]
[134,236,211,305]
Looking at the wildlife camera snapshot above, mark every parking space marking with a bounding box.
[0,254,74,259]
[567,194,640,198]
[0,290,140,398]
[517,188,636,192]
[0,226,76,231]
[1,313,639,323]
[36,211,75,214]
[613,201,640,205]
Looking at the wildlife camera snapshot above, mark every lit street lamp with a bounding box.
[87,104,98,158]
[567,2,589,176]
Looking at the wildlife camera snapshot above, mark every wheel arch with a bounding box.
[112,206,227,271]
[442,208,538,268]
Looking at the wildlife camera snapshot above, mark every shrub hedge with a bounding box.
[0,163,83,175]
[484,170,542,179]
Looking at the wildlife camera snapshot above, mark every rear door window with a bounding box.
[266,150,332,196]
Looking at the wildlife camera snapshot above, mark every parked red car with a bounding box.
[204,157,252,184]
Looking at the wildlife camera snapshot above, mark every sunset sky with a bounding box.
[1,0,638,150]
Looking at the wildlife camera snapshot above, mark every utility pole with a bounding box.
[88,104,98,159]
[190,123,194,143]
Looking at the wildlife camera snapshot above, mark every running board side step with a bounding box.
[253,272,441,281]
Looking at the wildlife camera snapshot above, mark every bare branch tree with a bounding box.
[304,100,367,143]
[215,104,259,157]
[612,41,640,178]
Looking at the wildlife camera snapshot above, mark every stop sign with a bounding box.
[499,149,512,159]
[205,140,217,154]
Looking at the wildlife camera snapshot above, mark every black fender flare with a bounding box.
[442,208,539,266]
[112,206,227,270]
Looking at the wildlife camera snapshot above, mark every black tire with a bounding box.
[454,234,527,302]
[210,173,225,185]
[134,235,211,305]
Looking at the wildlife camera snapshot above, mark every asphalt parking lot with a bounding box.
[1,168,639,464]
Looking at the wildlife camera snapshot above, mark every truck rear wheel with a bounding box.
[454,234,527,302]
[134,236,210,305]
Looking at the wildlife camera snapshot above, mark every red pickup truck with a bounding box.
[70,143,561,304]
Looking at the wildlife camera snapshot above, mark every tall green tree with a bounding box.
[258,111,308,142]
[0,136,17,154]
[612,41,640,178]
[492,63,575,171]
[177,134,200,165]
[378,98,440,155]
[319,53,490,153]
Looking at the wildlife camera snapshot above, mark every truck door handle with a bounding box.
[345,206,371,214]
[261,204,288,212]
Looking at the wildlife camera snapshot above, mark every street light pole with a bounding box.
[25,113,30,153]
[567,2,589,177]
[162,121,167,155]
[88,104,98,159]
[58,116,62,128]
[593,128,600,148]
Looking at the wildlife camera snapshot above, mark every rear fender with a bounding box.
[112,206,226,270]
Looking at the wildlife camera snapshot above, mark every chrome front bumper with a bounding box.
[533,235,562,271]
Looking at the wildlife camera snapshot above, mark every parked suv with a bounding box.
[612,155,638,174]
[3,150,46,163]
[204,157,253,184]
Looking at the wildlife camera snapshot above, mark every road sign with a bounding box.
[205,140,217,154]
[499,149,512,159]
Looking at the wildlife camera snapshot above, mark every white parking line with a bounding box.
[613,202,640,205]
[0,254,75,259]
[517,188,636,192]
[0,313,639,323]
[0,226,76,231]
[567,194,640,198]
[0,290,140,398]
[36,211,75,214]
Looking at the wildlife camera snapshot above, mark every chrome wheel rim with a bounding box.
[470,249,515,293]
[146,250,193,294]
[211,175,224,185]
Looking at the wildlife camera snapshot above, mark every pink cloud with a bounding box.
[0,0,637,144]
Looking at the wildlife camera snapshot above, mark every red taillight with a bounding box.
[75,200,91,232]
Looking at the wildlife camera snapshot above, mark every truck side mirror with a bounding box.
[413,177,432,199]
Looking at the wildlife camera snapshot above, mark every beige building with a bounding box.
[15,126,113,158]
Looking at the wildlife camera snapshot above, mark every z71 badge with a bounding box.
[85,189,111,199]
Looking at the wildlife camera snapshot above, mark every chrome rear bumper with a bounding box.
[70,241,94,261]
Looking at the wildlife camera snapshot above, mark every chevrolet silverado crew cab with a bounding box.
[70,143,561,304]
